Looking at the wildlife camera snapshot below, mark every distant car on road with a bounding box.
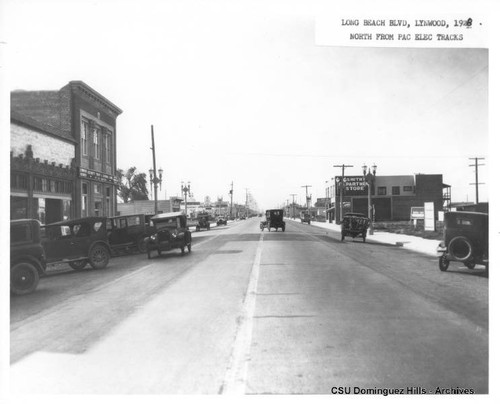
[41,217,112,270]
[146,212,192,259]
[341,213,370,243]
[437,211,488,272]
[10,219,47,295]
[262,209,285,232]
[196,213,211,231]
[300,211,311,224]
[216,216,227,226]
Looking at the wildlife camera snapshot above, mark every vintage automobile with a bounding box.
[261,209,285,232]
[10,219,47,295]
[216,216,228,226]
[341,213,370,242]
[106,214,154,253]
[196,213,211,231]
[146,212,192,259]
[437,211,488,272]
[41,217,112,270]
[300,211,311,224]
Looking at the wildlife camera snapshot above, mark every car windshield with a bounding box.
[155,218,179,230]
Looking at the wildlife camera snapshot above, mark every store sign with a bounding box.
[335,176,368,196]
[410,206,425,219]
[79,167,119,184]
[424,202,435,231]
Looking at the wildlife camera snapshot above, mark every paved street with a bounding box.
[10,217,488,394]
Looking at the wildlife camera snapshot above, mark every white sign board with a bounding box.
[424,202,435,231]
[410,206,425,220]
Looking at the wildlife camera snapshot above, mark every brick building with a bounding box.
[11,81,122,222]
[10,111,76,222]
[329,174,449,222]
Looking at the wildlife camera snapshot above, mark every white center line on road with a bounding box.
[221,231,264,394]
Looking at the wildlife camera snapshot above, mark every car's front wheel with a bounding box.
[439,255,450,271]
[89,244,110,269]
[11,262,40,295]
[137,236,148,253]
[69,260,88,270]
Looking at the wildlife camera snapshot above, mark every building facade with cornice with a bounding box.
[11,81,122,222]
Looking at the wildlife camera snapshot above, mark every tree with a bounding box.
[117,167,149,203]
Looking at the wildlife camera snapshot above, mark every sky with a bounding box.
[2,0,492,210]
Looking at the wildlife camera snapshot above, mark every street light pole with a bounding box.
[181,181,191,215]
[229,181,234,219]
[301,185,312,213]
[149,125,163,215]
[290,194,297,219]
[362,163,377,235]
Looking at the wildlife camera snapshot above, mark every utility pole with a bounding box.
[245,188,249,218]
[290,194,297,219]
[333,164,353,223]
[469,157,485,204]
[229,181,234,219]
[301,185,312,213]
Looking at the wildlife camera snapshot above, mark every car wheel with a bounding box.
[465,261,476,270]
[137,236,148,253]
[439,255,450,271]
[89,244,110,269]
[11,262,40,295]
[69,260,88,270]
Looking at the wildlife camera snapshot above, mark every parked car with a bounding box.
[196,213,211,231]
[437,211,488,272]
[300,211,311,224]
[146,212,192,259]
[106,214,154,253]
[10,219,47,295]
[262,209,285,231]
[216,216,227,226]
[341,213,370,242]
[41,217,111,270]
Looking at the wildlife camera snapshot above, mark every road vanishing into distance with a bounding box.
[10,217,488,394]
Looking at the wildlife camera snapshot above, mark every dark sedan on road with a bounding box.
[146,212,192,259]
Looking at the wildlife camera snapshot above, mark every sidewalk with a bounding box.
[293,219,441,257]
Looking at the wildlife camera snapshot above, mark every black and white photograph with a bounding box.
[1,0,498,400]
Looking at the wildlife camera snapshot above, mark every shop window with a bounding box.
[82,182,88,217]
[94,201,103,216]
[81,119,89,156]
[94,183,102,195]
[93,127,101,160]
[392,186,400,195]
[105,186,112,216]
[104,132,112,164]
[377,187,387,196]
[11,196,28,219]
[11,173,28,190]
